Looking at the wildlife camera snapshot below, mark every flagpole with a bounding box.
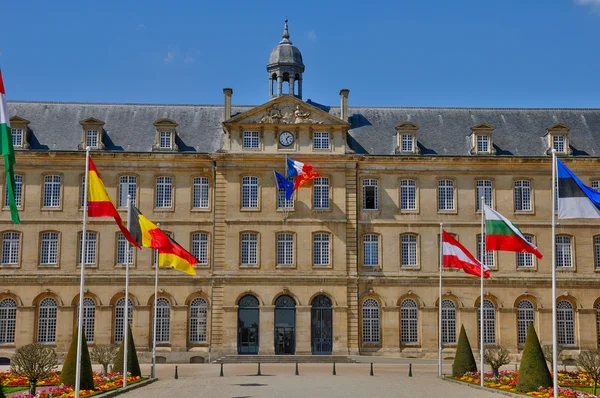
[151,223,160,379]
[551,150,558,398]
[123,195,132,388]
[75,147,90,398]
[438,222,443,378]
[480,196,485,387]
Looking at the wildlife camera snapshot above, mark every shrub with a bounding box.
[10,344,58,395]
[91,344,118,376]
[516,324,552,392]
[484,345,511,378]
[113,326,141,377]
[59,328,94,390]
[576,349,600,395]
[452,325,477,376]
[0,381,4,398]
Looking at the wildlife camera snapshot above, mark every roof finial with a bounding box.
[280,18,291,44]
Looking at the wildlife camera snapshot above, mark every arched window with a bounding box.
[114,298,133,343]
[190,298,208,343]
[79,297,96,343]
[0,298,16,344]
[477,299,496,345]
[153,298,171,343]
[362,299,380,344]
[37,298,57,343]
[400,299,418,344]
[557,300,575,346]
[517,300,534,345]
[441,300,456,344]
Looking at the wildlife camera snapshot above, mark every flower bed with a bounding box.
[452,370,599,398]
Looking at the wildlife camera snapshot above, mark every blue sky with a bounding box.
[2,0,600,108]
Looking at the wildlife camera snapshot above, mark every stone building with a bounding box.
[1,21,600,363]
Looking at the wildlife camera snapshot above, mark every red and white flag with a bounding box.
[442,230,490,278]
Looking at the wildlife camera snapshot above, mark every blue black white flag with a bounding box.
[557,158,600,219]
[274,171,294,201]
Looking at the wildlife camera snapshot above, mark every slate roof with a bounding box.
[7,100,600,157]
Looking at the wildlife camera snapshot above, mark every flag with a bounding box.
[87,157,140,248]
[484,205,543,259]
[0,69,20,224]
[442,230,490,278]
[158,235,199,276]
[274,171,294,201]
[556,157,600,219]
[286,157,319,189]
[127,204,172,249]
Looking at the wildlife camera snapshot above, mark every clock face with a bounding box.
[279,131,294,147]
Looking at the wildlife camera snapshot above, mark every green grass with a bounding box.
[4,386,28,393]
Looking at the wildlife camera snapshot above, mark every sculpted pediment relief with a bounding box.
[245,103,329,125]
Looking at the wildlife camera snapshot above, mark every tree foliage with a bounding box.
[452,325,478,376]
[90,344,118,376]
[484,345,511,378]
[10,344,58,395]
[113,326,141,377]
[59,329,94,390]
[576,350,600,395]
[516,324,552,392]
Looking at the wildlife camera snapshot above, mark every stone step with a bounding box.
[213,355,358,364]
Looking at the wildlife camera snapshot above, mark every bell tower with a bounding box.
[267,19,305,99]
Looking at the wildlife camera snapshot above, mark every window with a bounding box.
[438,180,454,211]
[0,298,16,344]
[116,233,134,266]
[514,180,532,211]
[193,177,209,209]
[400,180,417,210]
[401,134,413,152]
[114,298,133,343]
[11,128,23,147]
[592,181,600,192]
[153,298,171,343]
[477,135,489,153]
[441,300,456,344]
[557,300,575,346]
[313,233,330,266]
[86,130,98,148]
[476,180,492,211]
[478,299,496,345]
[277,233,294,266]
[155,176,173,208]
[241,176,259,209]
[553,135,565,153]
[596,236,600,269]
[159,131,172,149]
[241,232,258,265]
[80,176,86,209]
[517,235,535,268]
[40,232,59,265]
[517,300,534,346]
[313,177,329,210]
[189,298,208,343]
[314,132,330,150]
[79,298,96,343]
[597,302,600,347]
[362,299,380,344]
[401,234,418,267]
[477,234,494,268]
[191,232,208,266]
[362,179,378,210]
[4,174,23,208]
[243,131,260,149]
[363,234,379,267]
[277,176,294,209]
[556,236,572,268]
[401,299,418,344]
[37,298,57,344]
[78,232,97,265]
[118,176,137,208]
[555,179,558,212]
[43,175,61,208]
[2,232,19,265]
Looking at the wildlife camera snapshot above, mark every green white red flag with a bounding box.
[0,69,20,224]
[484,205,542,259]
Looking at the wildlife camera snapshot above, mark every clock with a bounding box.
[279,131,294,147]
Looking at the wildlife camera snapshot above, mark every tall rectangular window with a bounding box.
[243,131,260,149]
[155,176,173,208]
[40,232,59,265]
[362,179,378,210]
[313,177,329,210]
[277,233,294,266]
[401,234,418,267]
[514,180,531,211]
[118,176,137,208]
[477,234,494,268]
[5,175,22,208]
[556,236,572,268]
[192,232,208,265]
[241,176,259,209]
[477,135,489,153]
[313,233,330,266]
[80,176,86,208]
[116,233,134,265]
[314,132,330,150]
[401,135,413,152]
[438,180,454,211]
[241,233,258,265]
[400,180,417,210]
[476,180,492,211]
[79,232,97,265]
[363,234,379,267]
[1,232,19,264]
[193,177,210,209]
[595,236,600,269]
[277,176,294,209]
[553,135,565,153]
[11,129,23,147]
[86,130,98,148]
[43,175,61,208]
[159,131,172,149]
[517,235,535,268]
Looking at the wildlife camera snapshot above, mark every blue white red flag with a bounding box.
[274,171,295,201]
[286,157,319,189]
[557,158,600,219]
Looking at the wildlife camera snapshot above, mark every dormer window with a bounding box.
[11,128,22,147]
[553,135,565,153]
[395,122,419,154]
[470,123,495,155]
[152,119,178,151]
[477,135,489,153]
[401,134,413,152]
[546,123,571,155]
[159,131,173,149]
[79,118,105,150]
[9,116,30,149]
[86,130,99,148]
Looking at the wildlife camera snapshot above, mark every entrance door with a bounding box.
[274,295,296,355]
[238,295,260,355]
[311,295,333,355]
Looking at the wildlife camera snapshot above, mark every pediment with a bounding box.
[79,117,105,126]
[225,95,349,126]
[153,118,178,128]
[9,116,30,125]
[547,122,570,133]
[395,121,419,131]
[471,122,495,131]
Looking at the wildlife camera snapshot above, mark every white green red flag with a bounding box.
[484,205,542,259]
[0,69,20,224]
[442,230,490,278]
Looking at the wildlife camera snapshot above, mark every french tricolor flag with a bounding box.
[287,158,319,189]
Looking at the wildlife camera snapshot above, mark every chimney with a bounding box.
[223,88,233,121]
[339,89,349,122]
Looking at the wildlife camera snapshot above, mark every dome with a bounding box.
[267,19,305,70]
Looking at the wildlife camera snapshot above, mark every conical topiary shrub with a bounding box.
[517,323,552,392]
[59,329,94,390]
[453,325,478,376]
[113,326,141,377]
[0,380,5,398]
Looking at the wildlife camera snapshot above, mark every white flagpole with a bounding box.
[75,147,91,398]
[438,222,443,378]
[123,195,132,388]
[151,223,160,379]
[551,150,558,398]
[480,197,485,387]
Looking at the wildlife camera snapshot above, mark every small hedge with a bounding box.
[113,326,141,377]
[59,328,94,390]
[516,323,552,392]
[453,325,478,376]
